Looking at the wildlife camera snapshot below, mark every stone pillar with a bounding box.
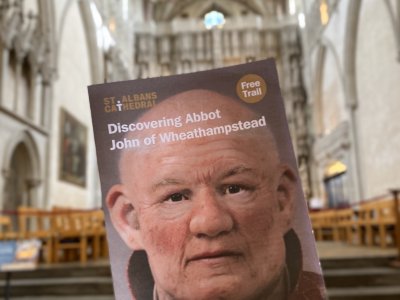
[231,30,240,58]
[195,32,204,61]
[243,29,256,59]
[0,46,9,105]
[28,65,38,121]
[204,31,212,61]
[181,33,192,61]
[159,36,171,76]
[280,24,313,199]
[222,30,231,58]
[390,0,400,62]
[13,53,23,113]
[136,34,150,78]
[40,65,54,205]
[159,36,170,64]
[266,31,278,58]
[40,65,52,128]
[148,35,158,77]
[211,28,223,68]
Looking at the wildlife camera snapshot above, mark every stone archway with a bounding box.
[2,131,41,216]
[4,143,33,210]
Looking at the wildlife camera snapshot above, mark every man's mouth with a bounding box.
[186,250,242,266]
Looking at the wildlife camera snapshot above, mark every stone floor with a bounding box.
[317,241,399,259]
[2,242,400,300]
[33,258,111,270]
[318,242,400,300]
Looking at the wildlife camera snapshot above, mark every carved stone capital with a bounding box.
[0,3,23,49]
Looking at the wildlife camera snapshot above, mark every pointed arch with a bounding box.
[2,130,41,209]
[313,35,347,137]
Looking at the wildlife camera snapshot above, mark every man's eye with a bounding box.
[224,185,243,194]
[168,193,188,202]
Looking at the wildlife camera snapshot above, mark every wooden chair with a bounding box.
[52,208,89,264]
[17,206,54,263]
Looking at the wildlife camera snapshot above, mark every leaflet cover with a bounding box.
[88,59,327,300]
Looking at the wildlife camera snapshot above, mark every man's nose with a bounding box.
[189,189,234,238]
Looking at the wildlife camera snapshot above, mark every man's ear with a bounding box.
[106,184,144,250]
[276,164,297,232]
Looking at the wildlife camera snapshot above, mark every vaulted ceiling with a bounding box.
[149,0,288,21]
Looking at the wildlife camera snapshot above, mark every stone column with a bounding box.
[231,30,240,57]
[13,52,23,113]
[28,65,38,121]
[268,31,279,58]
[204,31,212,61]
[40,65,52,128]
[195,32,204,61]
[0,46,9,105]
[40,65,53,206]
[222,30,231,58]
[211,28,223,68]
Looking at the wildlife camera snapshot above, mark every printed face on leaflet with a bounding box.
[106,89,297,300]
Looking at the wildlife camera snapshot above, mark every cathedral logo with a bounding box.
[103,92,158,113]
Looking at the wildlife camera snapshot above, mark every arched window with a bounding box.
[324,161,349,208]
[204,10,225,30]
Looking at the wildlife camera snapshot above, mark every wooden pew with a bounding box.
[3,206,107,264]
[17,206,54,263]
[87,210,108,259]
[310,195,398,249]
[0,215,18,240]
[355,197,397,248]
[335,208,356,244]
[375,199,397,248]
[51,207,107,263]
[310,208,357,243]
[52,208,89,264]
[309,210,339,241]
[309,211,323,240]
[355,201,373,246]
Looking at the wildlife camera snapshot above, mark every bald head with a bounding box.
[138,89,255,126]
